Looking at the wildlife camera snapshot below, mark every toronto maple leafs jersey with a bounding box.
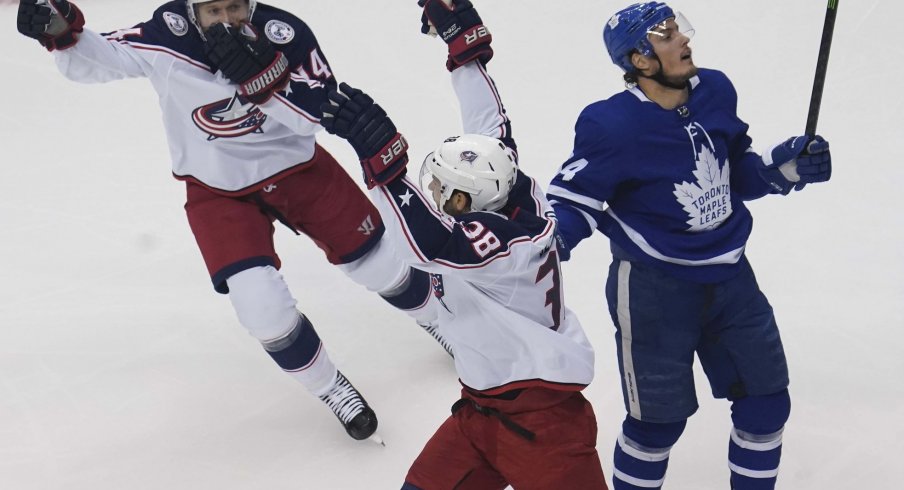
[371,62,595,394]
[548,69,774,283]
[52,1,335,195]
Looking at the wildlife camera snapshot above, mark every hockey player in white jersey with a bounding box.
[14,0,453,442]
[320,1,609,488]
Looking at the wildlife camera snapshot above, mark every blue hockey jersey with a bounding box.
[548,69,774,283]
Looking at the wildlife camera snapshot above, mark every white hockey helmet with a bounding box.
[186,0,257,36]
[419,134,517,213]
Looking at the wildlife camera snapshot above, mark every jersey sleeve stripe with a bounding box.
[476,62,507,128]
[547,184,607,212]
[118,41,211,71]
[607,209,745,266]
[550,200,598,230]
[379,178,453,263]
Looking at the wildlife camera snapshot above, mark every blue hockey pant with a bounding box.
[604,255,789,423]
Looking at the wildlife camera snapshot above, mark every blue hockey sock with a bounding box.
[379,267,431,311]
[728,390,790,490]
[612,417,685,489]
[262,314,323,371]
[728,427,782,489]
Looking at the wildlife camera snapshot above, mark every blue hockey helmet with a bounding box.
[603,2,675,72]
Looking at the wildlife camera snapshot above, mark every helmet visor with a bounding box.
[646,12,694,43]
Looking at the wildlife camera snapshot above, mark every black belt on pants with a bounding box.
[451,392,536,442]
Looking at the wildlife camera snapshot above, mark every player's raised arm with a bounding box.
[320,83,409,190]
[198,9,335,137]
[321,84,527,278]
[203,22,290,105]
[418,0,515,153]
[17,0,84,51]
[17,0,152,82]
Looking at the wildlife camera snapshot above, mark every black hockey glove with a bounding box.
[17,0,84,52]
[320,83,409,189]
[204,22,290,105]
[759,135,832,195]
[418,0,493,71]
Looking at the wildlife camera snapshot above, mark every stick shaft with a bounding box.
[805,0,839,136]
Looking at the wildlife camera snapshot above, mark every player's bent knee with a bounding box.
[623,415,687,449]
[380,268,431,307]
[731,389,791,435]
[226,265,299,341]
[338,238,409,294]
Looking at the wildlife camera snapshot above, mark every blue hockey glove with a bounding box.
[204,22,290,105]
[320,83,409,189]
[17,0,84,51]
[418,0,493,71]
[759,135,832,195]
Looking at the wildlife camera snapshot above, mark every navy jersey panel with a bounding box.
[251,3,338,116]
[549,69,774,283]
[103,2,207,63]
[114,2,334,117]
[503,170,541,218]
[382,177,462,262]
[382,176,551,268]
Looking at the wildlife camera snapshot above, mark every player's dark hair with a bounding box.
[623,72,639,87]
[622,49,640,88]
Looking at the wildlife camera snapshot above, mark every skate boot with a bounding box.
[419,322,454,358]
[319,371,379,441]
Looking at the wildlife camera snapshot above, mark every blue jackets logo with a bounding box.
[191,93,268,140]
[163,12,188,37]
[430,273,452,313]
[459,150,478,164]
[264,20,295,44]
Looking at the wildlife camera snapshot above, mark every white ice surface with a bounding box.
[1,1,902,489]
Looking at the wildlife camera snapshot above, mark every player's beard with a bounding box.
[655,63,698,90]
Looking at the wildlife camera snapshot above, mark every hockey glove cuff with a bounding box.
[205,23,290,105]
[320,83,409,189]
[17,0,84,52]
[418,0,493,71]
[361,133,410,189]
[759,135,832,195]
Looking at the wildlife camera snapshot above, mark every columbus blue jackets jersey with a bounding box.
[548,69,774,283]
[52,2,335,194]
[372,62,595,393]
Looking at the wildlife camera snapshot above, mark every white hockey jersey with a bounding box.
[371,62,595,394]
[52,2,335,195]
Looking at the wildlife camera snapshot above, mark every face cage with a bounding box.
[639,12,695,56]
[187,0,256,39]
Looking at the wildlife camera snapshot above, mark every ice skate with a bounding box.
[419,322,454,358]
[319,371,380,442]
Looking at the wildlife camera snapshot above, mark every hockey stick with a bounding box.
[804,0,839,136]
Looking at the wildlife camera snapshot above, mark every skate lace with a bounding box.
[319,373,365,424]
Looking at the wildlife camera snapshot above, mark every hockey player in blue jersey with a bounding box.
[547,3,832,489]
[318,1,610,488]
[15,0,455,442]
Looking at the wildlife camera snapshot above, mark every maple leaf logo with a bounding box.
[673,146,733,232]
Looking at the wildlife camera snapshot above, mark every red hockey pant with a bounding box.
[404,387,608,490]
